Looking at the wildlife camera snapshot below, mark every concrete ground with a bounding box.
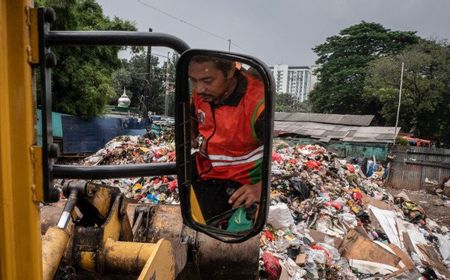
[387,187,450,227]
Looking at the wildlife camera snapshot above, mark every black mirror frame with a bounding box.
[175,49,275,243]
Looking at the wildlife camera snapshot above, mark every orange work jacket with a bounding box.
[193,71,265,185]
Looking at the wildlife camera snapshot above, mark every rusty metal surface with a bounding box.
[275,121,399,143]
[275,112,374,126]
[146,205,189,275]
[146,205,259,280]
[194,233,260,280]
[42,189,259,279]
[388,146,450,190]
[40,201,66,235]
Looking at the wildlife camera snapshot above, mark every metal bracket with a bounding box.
[30,146,44,201]
[178,224,197,246]
[26,7,39,64]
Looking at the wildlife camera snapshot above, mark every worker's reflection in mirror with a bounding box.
[188,55,265,233]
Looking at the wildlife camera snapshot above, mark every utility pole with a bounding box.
[164,52,170,116]
[228,39,231,52]
[393,62,404,144]
[146,27,153,118]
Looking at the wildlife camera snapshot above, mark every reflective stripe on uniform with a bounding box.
[211,151,263,167]
[207,145,264,162]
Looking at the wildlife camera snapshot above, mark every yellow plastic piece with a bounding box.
[189,185,206,224]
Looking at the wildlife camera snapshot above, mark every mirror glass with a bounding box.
[181,53,270,237]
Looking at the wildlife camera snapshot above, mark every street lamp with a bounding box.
[393,62,404,144]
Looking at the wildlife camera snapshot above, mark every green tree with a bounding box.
[275,93,310,112]
[113,52,178,117]
[35,0,136,118]
[310,22,418,116]
[364,39,450,146]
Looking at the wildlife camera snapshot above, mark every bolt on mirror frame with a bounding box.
[175,49,275,243]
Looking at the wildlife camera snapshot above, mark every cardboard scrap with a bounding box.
[417,244,450,278]
[295,253,307,266]
[362,193,394,211]
[348,259,398,275]
[279,265,290,280]
[306,229,343,248]
[339,229,401,269]
[384,267,413,279]
[402,225,428,260]
[387,243,415,271]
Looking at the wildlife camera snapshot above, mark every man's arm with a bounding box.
[228,181,261,208]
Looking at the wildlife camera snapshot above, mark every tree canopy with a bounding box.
[112,52,178,117]
[35,0,136,118]
[275,93,310,112]
[364,39,450,146]
[309,22,419,116]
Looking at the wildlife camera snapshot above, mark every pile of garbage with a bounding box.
[72,134,450,279]
[260,141,450,279]
[80,134,179,204]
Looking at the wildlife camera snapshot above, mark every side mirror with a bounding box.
[175,50,274,242]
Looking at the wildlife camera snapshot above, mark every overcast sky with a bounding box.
[97,0,450,66]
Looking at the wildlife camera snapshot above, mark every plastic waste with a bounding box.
[268,203,295,230]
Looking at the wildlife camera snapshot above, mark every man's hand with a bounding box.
[228,181,262,208]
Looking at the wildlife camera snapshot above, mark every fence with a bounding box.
[278,137,390,161]
[387,146,450,191]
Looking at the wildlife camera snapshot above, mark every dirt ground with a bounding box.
[387,187,450,227]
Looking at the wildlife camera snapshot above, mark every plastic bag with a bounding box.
[268,203,295,229]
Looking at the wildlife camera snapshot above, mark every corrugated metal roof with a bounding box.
[275,112,374,126]
[274,121,400,143]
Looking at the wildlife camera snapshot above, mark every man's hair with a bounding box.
[190,55,235,77]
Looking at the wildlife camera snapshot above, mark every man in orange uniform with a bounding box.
[189,55,265,221]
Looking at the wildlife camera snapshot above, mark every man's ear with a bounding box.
[227,67,236,80]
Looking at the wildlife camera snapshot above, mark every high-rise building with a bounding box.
[270,64,313,102]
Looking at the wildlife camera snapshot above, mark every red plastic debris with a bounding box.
[306,160,321,170]
[168,180,178,192]
[272,152,283,164]
[262,251,281,280]
[154,151,162,158]
[263,230,275,241]
[310,244,333,266]
[346,163,355,173]
[324,201,343,210]
[352,189,363,201]
[167,151,176,160]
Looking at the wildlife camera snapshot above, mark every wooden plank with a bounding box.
[389,146,450,191]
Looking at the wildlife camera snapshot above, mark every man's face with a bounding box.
[188,61,232,103]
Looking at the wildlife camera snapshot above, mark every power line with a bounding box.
[136,0,249,53]
[152,52,171,59]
